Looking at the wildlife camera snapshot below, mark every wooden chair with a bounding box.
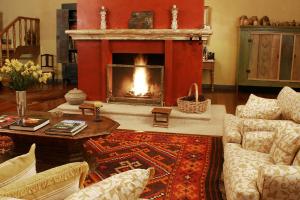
[41,54,55,83]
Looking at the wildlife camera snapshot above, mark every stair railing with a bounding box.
[0,16,40,66]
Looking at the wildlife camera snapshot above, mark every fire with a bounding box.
[132,54,149,96]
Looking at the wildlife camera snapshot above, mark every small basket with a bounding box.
[177,83,209,113]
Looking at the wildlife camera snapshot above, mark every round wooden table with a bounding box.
[0,111,119,171]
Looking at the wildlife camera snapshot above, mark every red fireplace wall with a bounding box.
[77,0,203,105]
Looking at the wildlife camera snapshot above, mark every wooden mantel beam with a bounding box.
[65,29,213,41]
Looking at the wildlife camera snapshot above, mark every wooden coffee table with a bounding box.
[0,111,119,171]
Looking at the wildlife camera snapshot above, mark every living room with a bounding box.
[0,0,300,199]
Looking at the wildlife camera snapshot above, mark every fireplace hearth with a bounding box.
[107,54,164,105]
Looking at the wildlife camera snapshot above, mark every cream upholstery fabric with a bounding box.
[0,162,89,200]
[242,118,295,133]
[223,143,273,200]
[224,86,300,200]
[257,165,300,200]
[277,86,300,122]
[0,144,36,188]
[65,168,155,200]
[270,127,300,165]
[242,131,275,153]
[293,150,300,166]
[235,105,244,117]
[223,114,242,144]
[239,94,281,120]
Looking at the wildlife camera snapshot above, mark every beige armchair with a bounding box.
[223,86,300,200]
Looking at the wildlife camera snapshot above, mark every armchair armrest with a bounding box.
[235,105,245,117]
[223,114,242,144]
[257,165,300,200]
[242,119,295,133]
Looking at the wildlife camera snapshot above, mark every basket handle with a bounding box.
[187,83,199,102]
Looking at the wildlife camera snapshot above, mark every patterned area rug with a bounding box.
[84,129,223,200]
[0,135,13,154]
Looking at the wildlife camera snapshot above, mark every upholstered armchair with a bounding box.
[223,125,300,200]
[223,86,300,200]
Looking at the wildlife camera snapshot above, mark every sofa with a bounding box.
[223,86,300,200]
[0,144,154,200]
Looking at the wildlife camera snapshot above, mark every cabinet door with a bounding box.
[56,9,69,63]
[248,34,260,79]
[292,35,300,81]
[248,33,280,80]
[279,34,294,80]
[258,34,280,79]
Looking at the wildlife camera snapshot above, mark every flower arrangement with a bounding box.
[0,59,52,91]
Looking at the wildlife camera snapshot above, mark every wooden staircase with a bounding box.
[0,17,40,66]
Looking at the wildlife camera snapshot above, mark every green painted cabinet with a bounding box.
[237,26,300,88]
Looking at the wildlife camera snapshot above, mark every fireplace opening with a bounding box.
[107,53,164,105]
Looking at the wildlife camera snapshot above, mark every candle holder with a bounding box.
[94,101,103,122]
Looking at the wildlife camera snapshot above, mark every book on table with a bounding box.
[9,117,50,131]
[0,115,19,128]
[45,120,87,136]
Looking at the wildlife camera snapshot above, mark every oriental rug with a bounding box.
[84,129,223,200]
[0,135,13,154]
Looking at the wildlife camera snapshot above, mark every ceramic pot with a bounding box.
[65,88,87,105]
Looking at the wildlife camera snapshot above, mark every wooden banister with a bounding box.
[0,16,40,65]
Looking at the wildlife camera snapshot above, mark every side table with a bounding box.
[151,107,172,128]
[203,59,215,92]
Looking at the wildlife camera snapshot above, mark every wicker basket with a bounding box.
[177,83,209,113]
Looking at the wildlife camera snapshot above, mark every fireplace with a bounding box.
[73,0,206,106]
[107,54,164,105]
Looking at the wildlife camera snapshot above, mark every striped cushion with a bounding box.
[0,144,36,188]
[0,162,89,200]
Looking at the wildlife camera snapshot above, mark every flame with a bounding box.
[132,54,149,96]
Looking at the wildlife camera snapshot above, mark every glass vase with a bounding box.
[16,91,27,117]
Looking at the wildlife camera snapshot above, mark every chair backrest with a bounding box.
[41,54,54,68]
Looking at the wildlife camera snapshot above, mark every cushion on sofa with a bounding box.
[242,131,275,153]
[270,127,300,165]
[223,114,242,144]
[277,86,300,122]
[0,162,89,200]
[65,168,155,200]
[239,94,281,120]
[242,118,296,133]
[0,144,36,188]
[223,143,273,200]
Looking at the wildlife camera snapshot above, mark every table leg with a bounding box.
[211,69,214,92]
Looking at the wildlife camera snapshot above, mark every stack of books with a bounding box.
[45,120,87,136]
[0,115,19,128]
[9,117,50,131]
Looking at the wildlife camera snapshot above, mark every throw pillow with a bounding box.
[65,168,155,200]
[0,161,89,200]
[277,86,300,122]
[0,144,36,188]
[270,127,300,165]
[240,94,281,120]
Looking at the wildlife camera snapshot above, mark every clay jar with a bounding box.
[65,88,87,105]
